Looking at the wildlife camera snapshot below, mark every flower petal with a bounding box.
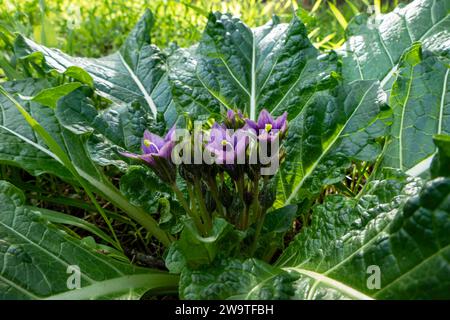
[139,154,156,167]
[143,129,165,149]
[119,151,140,159]
[209,123,227,143]
[226,109,234,120]
[245,119,259,131]
[274,112,287,130]
[142,140,159,154]
[164,125,176,142]
[257,109,273,128]
[158,141,175,160]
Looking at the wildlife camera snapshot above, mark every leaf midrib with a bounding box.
[285,82,376,204]
[118,53,157,118]
[370,4,448,86]
[398,66,415,171]
[373,242,450,298]
[0,274,40,299]
[44,273,178,300]
[0,217,97,283]
[284,267,373,300]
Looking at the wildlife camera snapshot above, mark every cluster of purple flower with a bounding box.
[121,109,288,236]
[122,109,287,177]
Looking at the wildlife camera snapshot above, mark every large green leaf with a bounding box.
[277,170,423,267]
[168,12,339,120]
[0,79,172,246]
[179,171,450,299]
[381,44,449,176]
[0,79,73,181]
[340,0,450,89]
[55,88,185,233]
[253,204,298,261]
[278,174,449,299]
[179,258,297,300]
[431,134,450,178]
[13,10,177,126]
[55,87,152,171]
[167,218,244,272]
[0,180,178,299]
[276,80,391,206]
[168,12,390,207]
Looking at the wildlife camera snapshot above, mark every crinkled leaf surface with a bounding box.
[0,79,171,245]
[340,0,450,89]
[179,258,298,300]
[119,166,183,234]
[431,134,450,178]
[13,10,177,126]
[381,44,449,176]
[180,172,450,299]
[0,79,73,181]
[277,80,391,206]
[277,174,449,299]
[168,12,339,120]
[0,181,178,299]
[253,204,297,260]
[55,87,153,170]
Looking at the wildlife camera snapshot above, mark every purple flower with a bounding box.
[224,109,245,129]
[120,126,177,183]
[205,123,248,165]
[245,109,287,142]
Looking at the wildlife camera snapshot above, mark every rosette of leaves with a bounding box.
[177,145,450,299]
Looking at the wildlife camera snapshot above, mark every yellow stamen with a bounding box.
[221,139,228,146]
[265,123,272,132]
[143,139,160,153]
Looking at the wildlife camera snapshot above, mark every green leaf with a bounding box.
[278,175,449,299]
[165,242,187,274]
[381,44,449,176]
[119,166,183,234]
[340,0,450,89]
[119,166,168,212]
[277,80,392,206]
[176,218,244,268]
[262,205,297,234]
[0,79,73,181]
[0,79,173,246]
[0,180,178,299]
[277,170,423,268]
[183,172,450,299]
[22,83,82,108]
[33,206,118,248]
[13,10,177,125]
[168,12,339,121]
[56,87,152,170]
[179,258,298,300]
[431,134,450,178]
[63,66,94,87]
[253,205,297,260]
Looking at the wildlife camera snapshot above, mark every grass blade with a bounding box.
[29,206,118,247]
[328,1,348,30]
[311,0,323,14]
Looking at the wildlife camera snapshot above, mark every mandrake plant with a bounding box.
[0,0,449,299]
